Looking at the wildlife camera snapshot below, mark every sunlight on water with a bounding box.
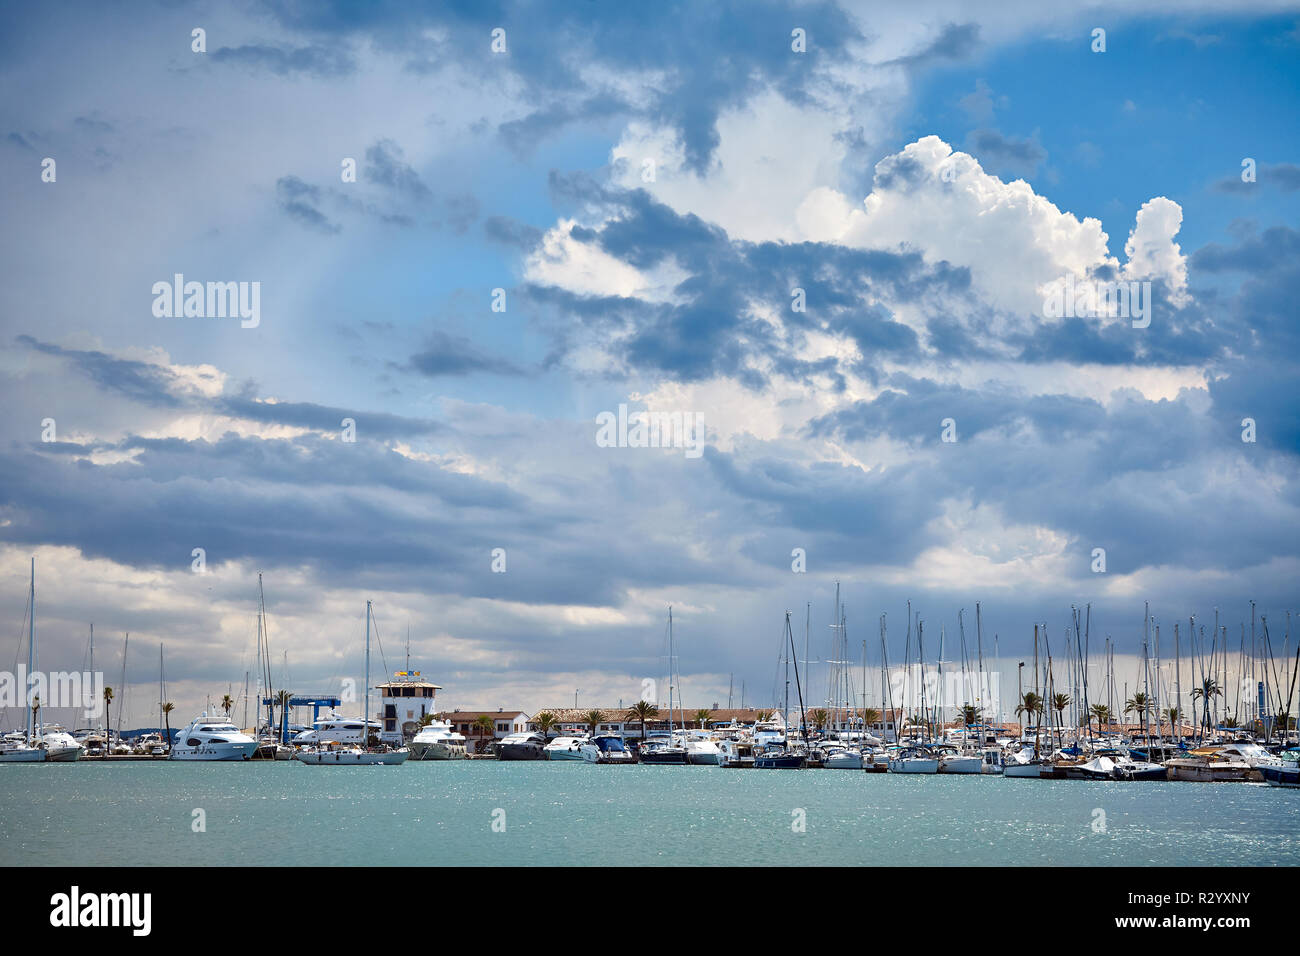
[2,762,1295,867]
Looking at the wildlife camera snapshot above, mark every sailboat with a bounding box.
[755,611,809,769]
[3,559,82,762]
[296,601,408,766]
[640,607,690,765]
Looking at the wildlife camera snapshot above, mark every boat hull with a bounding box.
[889,758,939,774]
[1166,761,1253,782]
[170,741,258,761]
[1002,761,1043,777]
[754,754,806,769]
[823,751,864,769]
[938,755,982,774]
[410,741,467,760]
[1261,765,1300,788]
[498,744,545,761]
[0,749,44,762]
[296,748,408,765]
[640,749,691,765]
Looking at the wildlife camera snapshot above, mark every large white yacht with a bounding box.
[292,712,382,746]
[409,719,468,760]
[169,713,258,761]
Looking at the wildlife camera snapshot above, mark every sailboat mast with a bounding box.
[28,558,36,740]
[667,606,675,737]
[364,600,372,749]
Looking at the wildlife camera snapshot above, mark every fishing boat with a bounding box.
[409,719,468,760]
[295,600,408,766]
[579,734,636,764]
[543,735,588,760]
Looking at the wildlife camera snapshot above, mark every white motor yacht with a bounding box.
[409,719,468,760]
[543,735,588,760]
[40,730,84,761]
[169,713,258,761]
[292,712,382,747]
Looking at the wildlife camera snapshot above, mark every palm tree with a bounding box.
[860,707,880,730]
[220,694,234,715]
[811,709,830,733]
[474,714,495,754]
[756,710,773,722]
[1089,703,1112,734]
[1125,692,1151,737]
[582,710,605,735]
[534,711,559,740]
[161,702,175,748]
[1052,693,1071,732]
[1164,706,1181,738]
[626,700,658,746]
[1015,691,1043,735]
[1191,678,1222,737]
[102,686,113,742]
[693,708,712,729]
[956,704,981,728]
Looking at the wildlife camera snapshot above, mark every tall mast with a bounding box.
[667,606,675,737]
[364,600,372,749]
[27,558,36,740]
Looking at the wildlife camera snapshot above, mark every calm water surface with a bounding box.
[2,761,1296,866]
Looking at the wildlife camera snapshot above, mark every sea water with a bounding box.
[2,761,1295,866]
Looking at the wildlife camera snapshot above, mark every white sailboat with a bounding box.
[296,601,408,766]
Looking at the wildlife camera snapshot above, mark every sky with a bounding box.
[1,0,1297,732]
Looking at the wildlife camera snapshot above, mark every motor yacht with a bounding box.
[716,737,755,768]
[579,734,636,764]
[292,712,382,747]
[676,730,722,766]
[169,713,258,761]
[409,719,468,760]
[1260,749,1300,788]
[296,741,409,765]
[1165,745,1254,782]
[543,735,588,760]
[638,735,690,765]
[498,731,546,760]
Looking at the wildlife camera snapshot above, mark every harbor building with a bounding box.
[443,709,530,753]
[376,674,442,746]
